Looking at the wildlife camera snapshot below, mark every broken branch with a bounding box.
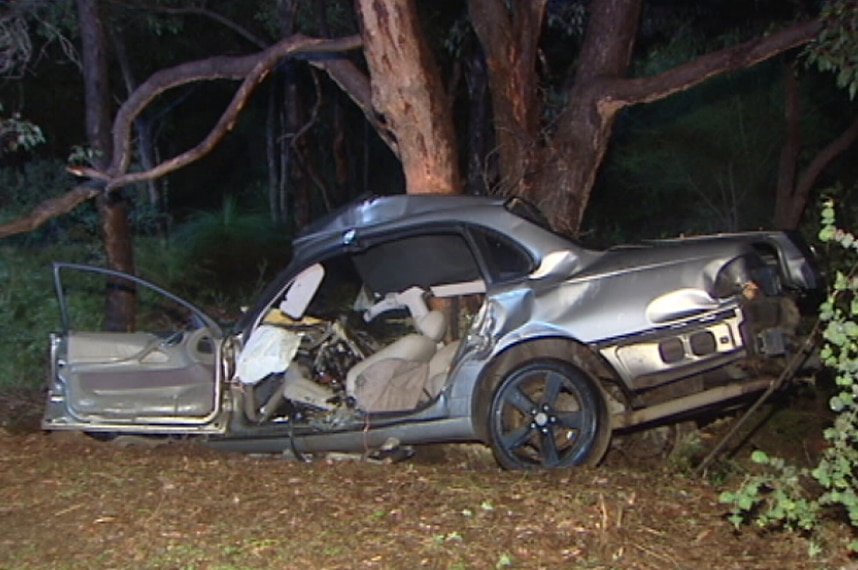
[0,186,99,239]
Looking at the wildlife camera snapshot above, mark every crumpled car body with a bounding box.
[42,194,821,469]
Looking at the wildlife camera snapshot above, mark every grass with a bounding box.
[0,243,103,388]
[0,201,291,390]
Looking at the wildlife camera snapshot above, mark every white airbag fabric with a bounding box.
[236,325,301,385]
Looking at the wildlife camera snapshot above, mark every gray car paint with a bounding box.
[42,194,820,458]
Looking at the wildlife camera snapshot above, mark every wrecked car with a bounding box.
[42,194,820,469]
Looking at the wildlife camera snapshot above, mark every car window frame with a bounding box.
[52,262,224,338]
[466,226,537,285]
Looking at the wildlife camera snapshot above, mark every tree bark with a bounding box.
[529,0,642,235]
[77,0,136,331]
[469,0,546,196]
[355,0,460,195]
[464,41,493,195]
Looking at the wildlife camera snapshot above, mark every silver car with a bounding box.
[42,194,820,469]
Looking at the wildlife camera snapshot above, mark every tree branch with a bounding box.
[309,57,398,156]
[1,33,362,240]
[104,33,361,186]
[605,19,822,108]
[792,115,858,211]
[0,185,98,238]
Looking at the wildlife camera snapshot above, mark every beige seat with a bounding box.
[346,310,447,412]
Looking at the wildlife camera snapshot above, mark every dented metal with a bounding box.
[42,194,820,467]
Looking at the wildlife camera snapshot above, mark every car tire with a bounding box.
[487,358,611,469]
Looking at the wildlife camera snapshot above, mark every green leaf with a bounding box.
[751,450,769,464]
[831,395,846,412]
[719,491,735,503]
[496,553,514,569]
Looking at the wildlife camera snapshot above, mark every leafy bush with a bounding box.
[720,199,858,552]
[0,242,106,389]
[806,0,858,100]
[0,158,73,210]
[0,189,291,389]
[154,195,291,303]
[0,108,45,155]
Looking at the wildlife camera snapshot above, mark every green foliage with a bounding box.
[720,199,858,552]
[718,450,819,533]
[137,194,291,306]
[253,0,356,40]
[66,144,100,167]
[545,2,586,38]
[0,158,73,210]
[0,106,45,154]
[589,63,789,242]
[805,0,858,100]
[0,243,105,389]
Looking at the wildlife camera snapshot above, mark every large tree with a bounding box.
[0,0,850,243]
[465,0,826,233]
[76,0,136,331]
[355,0,460,195]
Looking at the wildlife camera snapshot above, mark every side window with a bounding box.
[353,233,482,293]
[472,229,535,283]
[54,264,220,335]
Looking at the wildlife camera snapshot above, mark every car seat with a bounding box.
[345,309,447,412]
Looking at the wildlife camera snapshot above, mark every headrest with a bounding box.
[415,311,446,342]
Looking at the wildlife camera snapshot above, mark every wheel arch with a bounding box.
[471,335,625,442]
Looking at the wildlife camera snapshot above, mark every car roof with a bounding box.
[294,194,510,247]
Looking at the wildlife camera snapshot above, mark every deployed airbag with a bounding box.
[237,325,301,385]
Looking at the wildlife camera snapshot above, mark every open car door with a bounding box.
[42,263,229,435]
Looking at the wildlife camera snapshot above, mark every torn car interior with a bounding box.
[42,194,821,469]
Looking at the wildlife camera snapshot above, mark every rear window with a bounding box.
[472,229,535,283]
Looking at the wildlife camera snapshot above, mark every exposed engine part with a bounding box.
[248,314,379,426]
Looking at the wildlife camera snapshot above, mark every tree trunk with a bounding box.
[355,0,460,195]
[775,64,801,228]
[464,41,493,195]
[464,1,820,234]
[266,84,283,223]
[111,25,165,236]
[468,0,546,196]
[775,62,858,229]
[280,0,300,227]
[531,0,642,235]
[332,93,350,203]
[77,0,136,331]
[320,2,350,205]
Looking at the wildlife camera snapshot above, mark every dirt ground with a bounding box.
[0,388,853,570]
